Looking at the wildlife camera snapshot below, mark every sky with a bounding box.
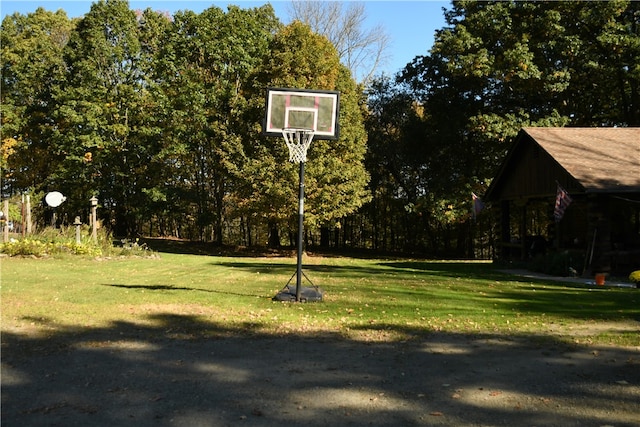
[1,0,450,77]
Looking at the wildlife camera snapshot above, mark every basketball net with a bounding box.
[282,128,314,163]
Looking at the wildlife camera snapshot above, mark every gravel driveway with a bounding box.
[2,315,639,427]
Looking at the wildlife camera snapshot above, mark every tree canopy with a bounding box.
[368,0,639,255]
[2,0,637,256]
[1,0,370,246]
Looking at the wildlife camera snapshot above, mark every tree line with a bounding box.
[2,0,638,257]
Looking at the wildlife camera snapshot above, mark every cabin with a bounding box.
[485,127,640,277]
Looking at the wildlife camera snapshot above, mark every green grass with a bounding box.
[1,252,638,346]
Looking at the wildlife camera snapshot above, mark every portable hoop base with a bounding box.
[273,269,323,302]
[273,285,323,302]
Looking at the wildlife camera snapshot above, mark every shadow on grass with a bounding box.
[3,313,639,427]
[212,259,528,282]
[211,259,639,322]
[212,260,383,277]
[102,283,258,298]
[211,259,503,280]
[140,237,296,257]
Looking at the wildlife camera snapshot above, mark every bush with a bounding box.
[0,237,103,257]
[629,270,640,288]
[0,227,154,258]
[1,239,50,257]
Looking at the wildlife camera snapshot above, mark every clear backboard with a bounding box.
[263,87,340,140]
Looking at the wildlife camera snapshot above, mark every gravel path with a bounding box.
[2,318,639,427]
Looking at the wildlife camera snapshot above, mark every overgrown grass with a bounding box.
[1,252,638,347]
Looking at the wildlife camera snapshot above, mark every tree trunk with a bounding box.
[320,225,330,248]
[268,221,280,248]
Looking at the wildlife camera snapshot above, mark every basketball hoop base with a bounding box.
[273,285,323,302]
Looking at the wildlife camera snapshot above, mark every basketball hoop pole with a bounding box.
[282,128,314,302]
[295,158,305,301]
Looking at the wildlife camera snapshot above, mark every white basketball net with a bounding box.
[282,128,314,163]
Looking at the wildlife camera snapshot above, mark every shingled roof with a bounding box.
[523,127,640,192]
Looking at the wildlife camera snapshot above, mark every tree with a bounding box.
[152,5,279,242]
[403,1,574,184]
[50,0,167,235]
[558,1,640,126]
[1,8,74,197]
[242,21,370,247]
[399,0,639,191]
[288,1,390,84]
[370,0,640,256]
[363,75,430,252]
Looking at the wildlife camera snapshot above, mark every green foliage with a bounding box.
[152,4,279,242]
[0,236,103,257]
[3,0,638,257]
[401,0,639,191]
[365,0,639,255]
[242,21,370,238]
[0,226,153,258]
[1,8,75,192]
[1,239,49,256]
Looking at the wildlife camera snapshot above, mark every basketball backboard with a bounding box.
[263,87,340,140]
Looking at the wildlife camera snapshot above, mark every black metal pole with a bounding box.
[296,159,305,301]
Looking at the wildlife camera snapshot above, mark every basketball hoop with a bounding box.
[262,87,339,302]
[282,128,314,163]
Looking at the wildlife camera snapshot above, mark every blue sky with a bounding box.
[1,0,450,76]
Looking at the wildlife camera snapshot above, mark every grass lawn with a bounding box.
[1,251,638,347]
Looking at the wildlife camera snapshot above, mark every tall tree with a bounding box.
[402,0,572,188]
[1,8,74,196]
[558,1,640,125]
[55,5,172,236]
[242,21,370,247]
[288,1,390,84]
[402,0,639,183]
[363,75,429,252]
[49,0,156,234]
[153,5,279,242]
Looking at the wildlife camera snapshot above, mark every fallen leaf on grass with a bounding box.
[430,411,444,416]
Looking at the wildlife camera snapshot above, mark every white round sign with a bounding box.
[45,191,66,208]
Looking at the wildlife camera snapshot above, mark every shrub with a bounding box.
[1,239,50,257]
[629,270,640,288]
[0,237,103,257]
[111,238,152,257]
[0,227,153,258]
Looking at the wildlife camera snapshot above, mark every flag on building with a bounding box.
[554,184,572,222]
[472,192,484,220]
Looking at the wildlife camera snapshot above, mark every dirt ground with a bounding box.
[2,315,639,427]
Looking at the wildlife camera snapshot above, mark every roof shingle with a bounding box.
[523,127,640,192]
